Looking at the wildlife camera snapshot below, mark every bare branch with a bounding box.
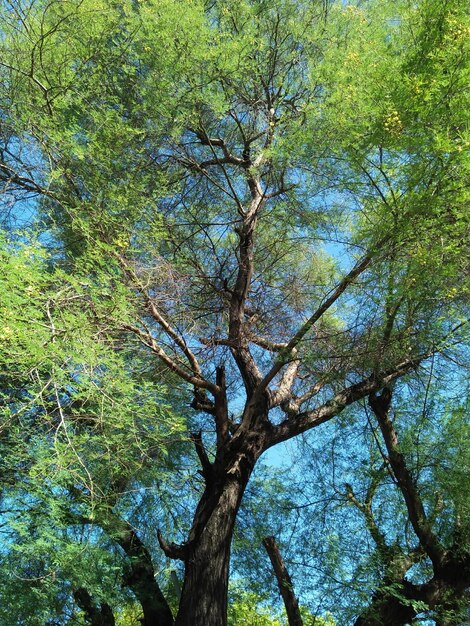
[122,323,218,394]
[344,473,390,557]
[248,333,288,352]
[296,378,327,407]
[191,431,213,483]
[252,246,382,403]
[269,356,300,408]
[118,257,208,384]
[214,365,230,450]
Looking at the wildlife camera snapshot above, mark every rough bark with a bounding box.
[163,421,269,626]
[263,536,303,626]
[174,478,247,626]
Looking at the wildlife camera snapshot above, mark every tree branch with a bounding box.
[191,430,213,483]
[214,365,230,450]
[157,529,188,561]
[268,356,300,408]
[122,323,218,394]
[118,257,205,383]
[344,474,390,559]
[248,332,288,352]
[368,388,445,568]
[263,536,303,626]
[73,588,115,626]
[251,247,383,405]
[228,191,265,394]
[103,514,174,626]
[268,353,430,446]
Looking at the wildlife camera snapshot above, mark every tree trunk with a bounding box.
[172,424,267,626]
[174,476,248,626]
[354,563,470,626]
[353,588,417,626]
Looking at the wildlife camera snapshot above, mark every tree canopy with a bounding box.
[0,0,468,624]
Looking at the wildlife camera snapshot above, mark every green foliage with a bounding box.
[0,0,468,622]
[228,590,285,626]
[0,231,186,622]
[227,587,336,626]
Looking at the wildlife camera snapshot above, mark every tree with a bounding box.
[0,0,468,624]
[358,388,469,626]
[274,357,469,625]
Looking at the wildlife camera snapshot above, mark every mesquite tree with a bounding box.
[0,0,468,624]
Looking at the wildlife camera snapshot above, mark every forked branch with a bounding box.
[251,247,383,404]
[269,352,431,446]
[122,323,218,394]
